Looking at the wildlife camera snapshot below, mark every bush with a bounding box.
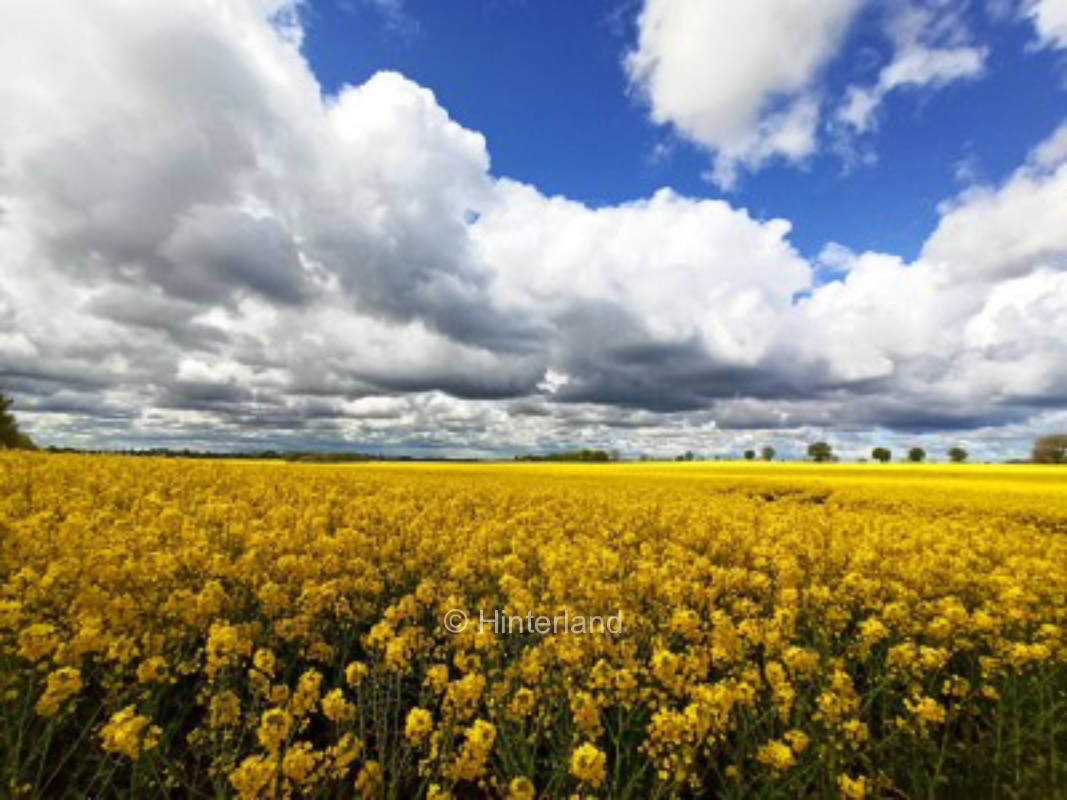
[0,391,35,450]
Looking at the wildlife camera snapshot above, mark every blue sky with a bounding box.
[301,0,1066,260]
[2,0,1066,459]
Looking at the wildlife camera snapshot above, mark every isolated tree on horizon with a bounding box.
[744,449,755,460]
[0,391,35,450]
[948,446,968,463]
[808,441,833,462]
[1032,434,1067,464]
[761,445,775,461]
[872,447,891,463]
[908,447,926,463]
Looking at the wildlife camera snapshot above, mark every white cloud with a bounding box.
[1025,0,1067,49]
[473,183,810,366]
[923,122,1067,280]
[836,4,987,133]
[791,122,1067,417]
[625,0,861,187]
[1029,120,1067,166]
[793,253,952,383]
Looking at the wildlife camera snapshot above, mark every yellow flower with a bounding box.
[449,720,497,781]
[509,687,536,717]
[35,667,82,717]
[100,705,161,760]
[256,707,292,753]
[253,648,277,676]
[569,743,606,787]
[782,646,819,677]
[859,618,888,644]
[229,755,278,800]
[907,696,946,725]
[570,691,601,737]
[405,707,434,743]
[508,776,536,800]
[205,622,251,678]
[208,689,241,728]
[0,599,23,631]
[291,669,323,717]
[281,740,322,784]
[838,773,867,799]
[329,732,363,775]
[426,663,449,692]
[355,760,383,798]
[756,739,795,770]
[18,623,60,661]
[445,672,486,720]
[136,656,169,684]
[783,729,809,754]
[345,661,369,687]
[322,687,355,723]
[841,719,869,747]
[650,649,680,685]
[269,684,291,707]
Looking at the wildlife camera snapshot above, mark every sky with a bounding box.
[1,0,1066,460]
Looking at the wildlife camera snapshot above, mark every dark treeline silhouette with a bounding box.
[38,446,482,463]
[515,448,615,463]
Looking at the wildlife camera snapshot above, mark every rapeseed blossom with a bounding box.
[1,452,1065,797]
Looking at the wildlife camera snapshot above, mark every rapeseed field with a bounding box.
[1,453,1065,798]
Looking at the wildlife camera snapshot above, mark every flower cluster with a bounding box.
[1,452,1065,797]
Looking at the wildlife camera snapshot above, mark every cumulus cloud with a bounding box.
[474,184,810,362]
[625,0,862,187]
[923,122,1067,280]
[625,0,992,184]
[1024,0,1067,49]
[836,3,987,134]
[0,0,1065,460]
[790,123,1067,431]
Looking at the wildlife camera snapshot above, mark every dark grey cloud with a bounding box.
[158,209,314,306]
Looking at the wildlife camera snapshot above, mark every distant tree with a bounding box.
[807,441,833,463]
[515,448,612,463]
[1033,434,1067,464]
[0,391,35,450]
[948,446,968,463]
[684,450,695,461]
[871,447,891,463]
[761,445,775,461]
[744,449,755,460]
[907,447,926,463]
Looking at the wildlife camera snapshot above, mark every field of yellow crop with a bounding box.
[1,453,1065,799]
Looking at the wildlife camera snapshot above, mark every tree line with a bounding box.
[515,448,616,462]
[800,438,1067,464]
[802,442,965,463]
